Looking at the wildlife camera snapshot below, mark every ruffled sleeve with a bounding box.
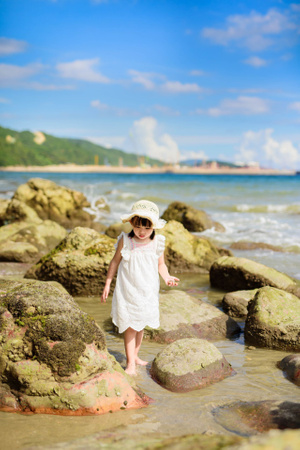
[114,232,130,261]
[156,234,165,257]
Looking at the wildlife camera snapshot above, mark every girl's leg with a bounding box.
[124,327,137,375]
[135,330,148,366]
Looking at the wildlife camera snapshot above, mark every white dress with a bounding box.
[111,232,165,333]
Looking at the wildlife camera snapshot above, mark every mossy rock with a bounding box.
[151,338,233,392]
[222,289,259,318]
[145,290,240,343]
[24,227,116,296]
[12,178,95,229]
[244,287,300,351]
[105,222,132,239]
[158,221,224,273]
[210,256,300,298]
[0,278,150,415]
[161,201,225,232]
[212,400,300,436]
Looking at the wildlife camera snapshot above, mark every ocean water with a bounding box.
[1,172,299,279]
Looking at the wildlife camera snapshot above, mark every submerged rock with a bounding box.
[0,219,67,263]
[210,256,300,298]
[244,287,300,351]
[230,241,284,253]
[159,221,225,273]
[278,354,300,386]
[24,227,116,296]
[222,289,259,318]
[0,278,149,415]
[151,338,233,392]
[161,201,225,232]
[145,290,240,343]
[212,400,300,436]
[12,178,96,229]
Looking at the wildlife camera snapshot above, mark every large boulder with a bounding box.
[212,400,300,435]
[145,290,240,343]
[159,221,226,273]
[105,222,132,239]
[151,338,233,392]
[161,201,225,232]
[0,279,149,415]
[244,287,300,351]
[210,256,300,298]
[0,220,67,263]
[24,227,116,296]
[0,199,42,226]
[222,289,259,318]
[12,178,97,229]
[278,354,300,386]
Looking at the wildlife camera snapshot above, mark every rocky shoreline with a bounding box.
[0,177,299,448]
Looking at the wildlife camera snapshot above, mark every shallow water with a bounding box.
[1,271,299,450]
[0,173,299,448]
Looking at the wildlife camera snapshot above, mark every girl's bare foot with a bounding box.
[125,363,137,375]
[135,357,148,366]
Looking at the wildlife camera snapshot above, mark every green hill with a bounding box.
[0,126,163,167]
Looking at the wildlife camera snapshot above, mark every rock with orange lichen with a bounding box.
[0,278,150,415]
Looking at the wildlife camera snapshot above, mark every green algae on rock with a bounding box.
[161,201,225,232]
[24,227,116,296]
[151,338,234,392]
[11,177,104,230]
[145,290,240,343]
[158,221,226,273]
[210,256,300,298]
[244,287,300,351]
[222,289,259,318]
[212,400,300,436]
[0,219,67,263]
[0,278,150,415]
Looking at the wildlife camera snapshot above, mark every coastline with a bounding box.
[0,164,296,175]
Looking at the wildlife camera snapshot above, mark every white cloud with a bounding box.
[289,102,300,113]
[207,96,269,116]
[128,70,204,94]
[244,56,268,67]
[180,150,208,161]
[162,81,204,93]
[190,70,205,76]
[0,37,28,56]
[128,70,158,90]
[0,63,44,86]
[201,8,297,51]
[235,129,300,170]
[57,58,110,83]
[127,117,180,163]
[91,100,108,110]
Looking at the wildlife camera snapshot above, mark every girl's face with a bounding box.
[132,224,153,241]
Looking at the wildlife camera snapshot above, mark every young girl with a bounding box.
[101,199,179,375]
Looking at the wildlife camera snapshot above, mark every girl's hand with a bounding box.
[165,276,180,287]
[101,285,110,303]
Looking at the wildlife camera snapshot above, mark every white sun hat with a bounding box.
[120,199,166,229]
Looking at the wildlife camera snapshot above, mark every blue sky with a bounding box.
[1,0,300,169]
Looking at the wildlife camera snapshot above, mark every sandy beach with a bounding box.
[0,163,296,175]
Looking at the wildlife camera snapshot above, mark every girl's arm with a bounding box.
[101,237,123,303]
[158,252,179,287]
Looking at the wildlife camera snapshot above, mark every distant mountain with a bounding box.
[0,126,163,167]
